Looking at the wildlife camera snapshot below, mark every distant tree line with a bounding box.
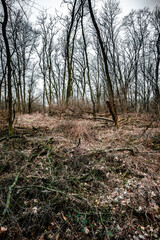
[0,0,160,133]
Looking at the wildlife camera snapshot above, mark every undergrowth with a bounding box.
[0,113,159,239]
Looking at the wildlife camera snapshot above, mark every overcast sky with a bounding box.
[119,0,160,14]
[33,0,160,17]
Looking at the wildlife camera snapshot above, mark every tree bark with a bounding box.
[66,0,79,106]
[155,33,160,114]
[1,0,13,135]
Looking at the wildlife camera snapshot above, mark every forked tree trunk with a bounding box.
[65,0,77,106]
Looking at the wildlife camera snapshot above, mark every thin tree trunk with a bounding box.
[0,83,2,107]
[65,0,78,105]
[62,58,67,103]
[81,6,95,116]
[134,62,138,111]
[22,52,26,113]
[155,33,160,114]
[28,90,31,114]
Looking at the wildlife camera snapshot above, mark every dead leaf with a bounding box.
[61,212,67,221]
[139,225,145,231]
[56,233,60,240]
[84,226,89,234]
[0,226,7,234]
[38,234,44,240]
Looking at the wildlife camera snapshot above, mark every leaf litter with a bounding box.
[0,113,159,239]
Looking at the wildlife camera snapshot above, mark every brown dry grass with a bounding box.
[16,113,58,130]
[55,119,96,141]
[0,110,8,134]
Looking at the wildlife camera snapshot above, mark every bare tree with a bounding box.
[123,9,150,111]
[64,0,81,106]
[151,7,160,114]
[87,0,118,126]
[81,2,96,115]
[1,0,13,135]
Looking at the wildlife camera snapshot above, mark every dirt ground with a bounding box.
[0,113,160,240]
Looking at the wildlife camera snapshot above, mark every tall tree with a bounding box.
[123,9,149,111]
[151,7,160,114]
[1,0,13,135]
[87,0,118,126]
[101,0,123,110]
[65,0,81,105]
[81,2,96,116]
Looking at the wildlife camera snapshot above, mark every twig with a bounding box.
[121,169,129,179]
[98,211,108,232]
[83,147,137,157]
[93,117,113,122]
[106,147,137,155]
[76,138,81,147]
[46,148,54,181]
[140,119,155,137]
[0,135,22,143]
[0,151,39,226]
[14,184,93,208]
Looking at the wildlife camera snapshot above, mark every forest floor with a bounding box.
[0,112,160,240]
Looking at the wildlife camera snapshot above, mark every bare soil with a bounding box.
[0,113,160,240]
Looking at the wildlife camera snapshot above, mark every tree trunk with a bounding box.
[28,90,32,114]
[88,0,118,126]
[65,0,78,106]
[0,83,2,108]
[81,6,96,116]
[1,0,13,135]
[155,33,160,115]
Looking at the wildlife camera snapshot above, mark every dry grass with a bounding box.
[55,119,96,141]
[16,113,59,130]
[0,110,8,132]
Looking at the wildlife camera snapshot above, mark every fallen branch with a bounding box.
[140,119,155,137]
[15,184,93,209]
[106,147,137,155]
[0,135,22,143]
[93,117,113,122]
[83,147,137,158]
